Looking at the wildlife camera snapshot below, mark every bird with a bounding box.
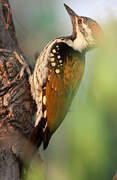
[29,4,102,150]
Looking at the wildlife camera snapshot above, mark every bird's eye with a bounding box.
[78,19,82,24]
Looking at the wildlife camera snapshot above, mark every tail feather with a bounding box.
[30,118,51,150]
[30,118,45,147]
[43,127,51,150]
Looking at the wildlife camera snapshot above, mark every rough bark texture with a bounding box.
[0,148,20,180]
[0,1,39,179]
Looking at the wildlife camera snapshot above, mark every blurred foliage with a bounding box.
[13,1,117,178]
[23,160,45,180]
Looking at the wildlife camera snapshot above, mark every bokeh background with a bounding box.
[10,0,117,179]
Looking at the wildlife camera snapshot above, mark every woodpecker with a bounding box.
[30,4,102,149]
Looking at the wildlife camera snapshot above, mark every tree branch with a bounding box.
[0,2,16,49]
[1,0,19,48]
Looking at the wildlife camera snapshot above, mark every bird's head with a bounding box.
[64,4,103,52]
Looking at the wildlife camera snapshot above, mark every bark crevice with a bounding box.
[0,1,39,179]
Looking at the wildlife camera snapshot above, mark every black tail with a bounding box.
[43,126,51,150]
[30,118,51,150]
[30,118,44,148]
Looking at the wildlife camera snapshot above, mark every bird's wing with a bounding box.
[31,41,85,150]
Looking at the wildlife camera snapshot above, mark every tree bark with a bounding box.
[0,1,40,179]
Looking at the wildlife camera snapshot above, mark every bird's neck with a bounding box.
[63,32,88,53]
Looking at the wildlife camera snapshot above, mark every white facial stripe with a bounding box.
[65,17,88,52]
[82,23,96,46]
[65,17,97,51]
[73,17,88,51]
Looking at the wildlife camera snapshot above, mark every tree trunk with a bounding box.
[0,0,40,179]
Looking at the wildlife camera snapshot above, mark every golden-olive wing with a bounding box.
[31,42,85,149]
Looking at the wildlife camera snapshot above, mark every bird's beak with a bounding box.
[64,4,78,17]
[64,4,79,35]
